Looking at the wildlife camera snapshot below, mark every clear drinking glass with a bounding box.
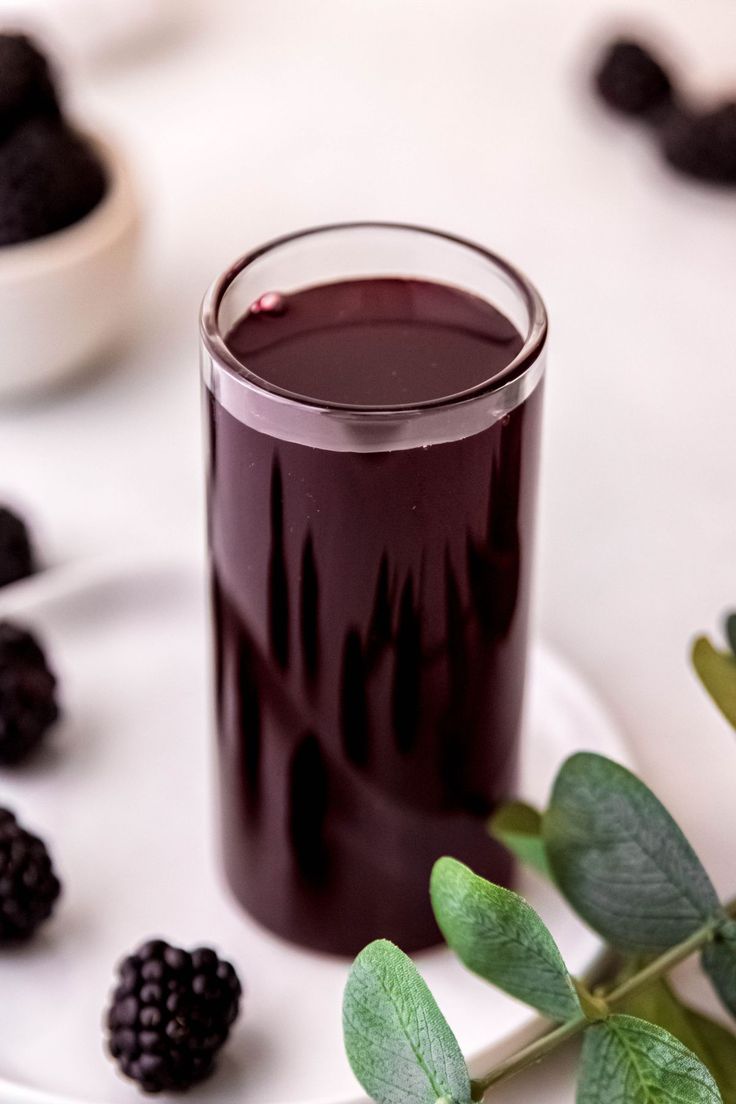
[200,223,547,955]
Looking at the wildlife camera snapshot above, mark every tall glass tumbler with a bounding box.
[200,223,547,955]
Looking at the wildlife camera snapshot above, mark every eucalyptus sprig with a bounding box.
[343,613,736,1104]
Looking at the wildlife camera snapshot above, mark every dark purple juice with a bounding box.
[205,277,542,955]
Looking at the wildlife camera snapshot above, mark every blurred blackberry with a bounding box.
[0,621,59,764]
[106,939,242,1094]
[595,39,673,119]
[0,807,61,941]
[0,116,107,246]
[0,506,35,588]
[0,34,60,141]
[662,102,736,184]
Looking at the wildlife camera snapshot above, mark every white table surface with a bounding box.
[2,0,736,1099]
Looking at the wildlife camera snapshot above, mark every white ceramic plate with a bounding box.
[0,559,633,1104]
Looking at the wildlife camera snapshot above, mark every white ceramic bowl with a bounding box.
[0,132,141,398]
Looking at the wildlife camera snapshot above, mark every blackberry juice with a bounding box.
[203,254,545,956]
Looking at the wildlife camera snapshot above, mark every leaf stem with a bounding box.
[471,895,736,1098]
[603,915,724,1007]
[471,1015,587,1095]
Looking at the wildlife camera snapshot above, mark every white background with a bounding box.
[1,0,736,1099]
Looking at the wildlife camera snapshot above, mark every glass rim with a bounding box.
[200,220,548,416]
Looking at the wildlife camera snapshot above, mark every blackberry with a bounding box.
[0,506,35,588]
[0,807,61,941]
[0,116,107,246]
[106,939,243,1094]
[662,102,736,184]
[0,34,60,141]
[595,39,673,119]
[0,621,60,764]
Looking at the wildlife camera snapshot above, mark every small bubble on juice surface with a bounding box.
[249,291,287,316]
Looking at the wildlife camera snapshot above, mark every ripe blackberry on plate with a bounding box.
[0,807,61,941]
[106,939,243,1094]
[0,621,60,764]
[0,506,36,588]
[595,39,673,119]
[662,102,736,184]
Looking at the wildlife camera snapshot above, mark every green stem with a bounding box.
[604,917,723,1007]
[470,1014,587,1096]
[471,895,736,1099]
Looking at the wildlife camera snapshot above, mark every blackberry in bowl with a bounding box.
[0,34,60,141]
[0,32,140,397]
[0,114,107,248]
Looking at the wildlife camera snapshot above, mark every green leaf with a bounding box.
[620,977,736,1102]
[544,753,719,954]
[343,939,471,1104]
[692,637,736,731]
[488,802,552,880]
[577,1014,722,1104]
[430,857,581,1022]
[703,919,736,1021]
[726,615,736,658]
